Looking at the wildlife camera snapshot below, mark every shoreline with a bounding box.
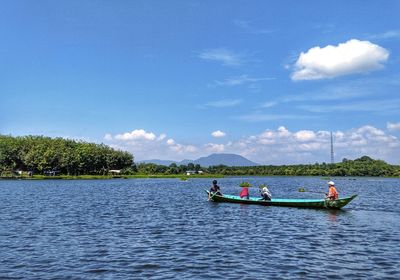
[1,174,398,180]
[0,174,225,180]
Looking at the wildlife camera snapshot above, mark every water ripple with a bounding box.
[0,177,399,279]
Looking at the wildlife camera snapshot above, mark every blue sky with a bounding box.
[1,0,400,164]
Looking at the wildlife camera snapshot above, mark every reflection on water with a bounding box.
[0,177,399,279]
[327,210,339,222]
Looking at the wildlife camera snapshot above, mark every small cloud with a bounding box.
[114,129,157,141]
[205,143,225,153]
[206,99,242,108]
[104,133,113,141]
[294,130,316,142]
[387,122,400,131]
[211,130,226,138]
[158,134,166,141]
[166,138,175,145]
[198,48,243,66]
[368,30,400,40]
[261,101,277,108]
[236,113,307,122]
[291,39,389,80]
[214,75,275,87]
[169,143,198,154]
[298,98,400,113]
[234,20,275,35]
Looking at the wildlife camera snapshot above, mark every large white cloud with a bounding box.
[114,129,156,141]
[291,39,389,80]
[104,129,200,161]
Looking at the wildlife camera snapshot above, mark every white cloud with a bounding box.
[104,129,200,161]
[198,48,243,66]
[103,125,400,164]
[166,138,175,145]
[294,130,316,141]
[387,122,400,131]
[205,143,225,153]
[299,98,400,113]
[356,125,385,136]
[206,99,242,108]
[236,113,310,122]
[234,20,275,35]
[104,133,113,141]
[169,143,198,154]
[234,126,399,164]
[158,134,166,141]
[214,75,275,86]
[261,101,277,108]
[114,129,157,141]
[211,130,226,138]
[291,39,389,80]
[369,30,400,40]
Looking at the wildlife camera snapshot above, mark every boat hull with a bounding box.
[206,191,357,209]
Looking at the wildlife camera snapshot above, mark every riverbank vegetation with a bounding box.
[1,135,399,178]
[206,156,400,177]
[0,135,133,175]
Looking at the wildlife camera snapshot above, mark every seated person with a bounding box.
[259,184,272,201]
[209,180,222,196]
[239,182,250,199]
[326,181,339,200]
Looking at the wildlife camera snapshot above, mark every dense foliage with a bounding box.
[125,162,202,175]
[0,135,133,175]
[1,134,399,177]
[205,156,400,177]
[124,156,399,177]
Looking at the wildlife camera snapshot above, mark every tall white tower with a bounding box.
[330,131,334,164]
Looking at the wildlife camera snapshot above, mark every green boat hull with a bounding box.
[206,191,357,209]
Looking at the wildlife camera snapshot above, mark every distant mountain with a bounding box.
[191,153,259,167]
[139,153,259,167]
[139,159,175,166]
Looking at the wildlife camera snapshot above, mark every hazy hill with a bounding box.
[140,153,259,167]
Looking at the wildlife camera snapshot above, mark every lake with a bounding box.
[0,177,399,279]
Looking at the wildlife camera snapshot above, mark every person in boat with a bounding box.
[239,182,250,199]
[326,181,339,200]
[259,184,272,201]
[209,180,222,196]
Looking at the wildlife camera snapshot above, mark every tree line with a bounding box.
[0,135,133,175]
[132,156,400,177]
[1,135,399,177]
[204,156,400,177]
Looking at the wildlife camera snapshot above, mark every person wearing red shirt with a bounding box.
[240,186,250,199]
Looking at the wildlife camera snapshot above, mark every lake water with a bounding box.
[0,177,399,279]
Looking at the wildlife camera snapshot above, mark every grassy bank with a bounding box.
[0,174,225,180]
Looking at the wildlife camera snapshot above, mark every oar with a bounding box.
[208,190,219,201]
[298,188,326,194]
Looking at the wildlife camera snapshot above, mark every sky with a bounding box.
[1,0,400,164]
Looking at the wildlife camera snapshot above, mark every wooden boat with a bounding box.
[206,191,357,209]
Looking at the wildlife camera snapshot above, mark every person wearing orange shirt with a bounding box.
[326,181,339,200]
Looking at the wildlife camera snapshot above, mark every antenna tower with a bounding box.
[330,131,334,164]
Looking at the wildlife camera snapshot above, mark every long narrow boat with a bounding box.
[206,191,357,209]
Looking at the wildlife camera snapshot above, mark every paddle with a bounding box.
[298,187,326,195]
[208,190,220,201]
